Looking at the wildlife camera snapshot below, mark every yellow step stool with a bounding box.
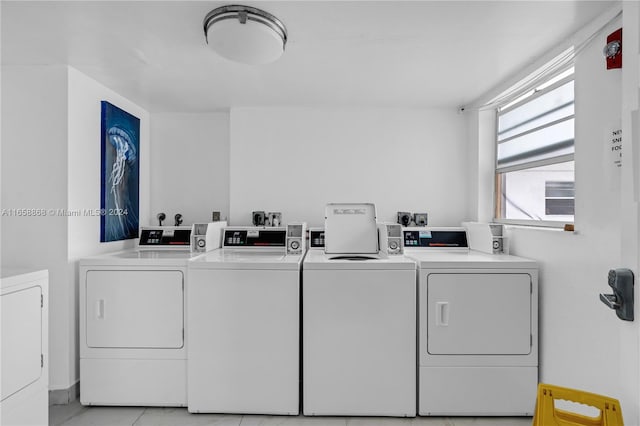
[533,383,623,426]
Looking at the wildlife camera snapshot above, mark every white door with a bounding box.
[86,270,183,349]
[427,273,531,355]
[1,286,42,401]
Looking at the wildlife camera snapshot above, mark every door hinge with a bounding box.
[41,354,44,368]
[41,294,44,308]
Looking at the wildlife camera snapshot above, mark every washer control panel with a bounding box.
[286,223,307,255]
[378,223,403,255]
[403,229,468,248]
[138,226,192,249]
[223,228,286,248]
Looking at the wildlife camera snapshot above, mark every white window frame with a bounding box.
[493,67,575,228]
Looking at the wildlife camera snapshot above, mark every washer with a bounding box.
[403,227,538,416]
[187,225,304,415]
[302,220,416,417]
[78,224,227,406]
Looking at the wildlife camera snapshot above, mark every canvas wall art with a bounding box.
[100,101,140,242]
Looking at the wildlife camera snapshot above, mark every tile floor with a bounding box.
[50,402,533,426]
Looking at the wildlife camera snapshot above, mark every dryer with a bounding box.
[80,249,199,406]
[403,227,538,416]
[1,269,48,426]
[79,223,225,406]
[187,224,305,415]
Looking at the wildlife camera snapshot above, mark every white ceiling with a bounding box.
[1,1,617,112]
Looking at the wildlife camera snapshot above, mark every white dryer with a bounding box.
[302,209,416,417]
[79,223,225,406]
[403,228,538,416]
[1,269,48,426]
[187,225,305,415]
[79,249,201,406]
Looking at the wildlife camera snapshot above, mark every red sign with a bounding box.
[606,28,622,70]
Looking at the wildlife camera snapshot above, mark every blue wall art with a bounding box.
[100,101,140,242]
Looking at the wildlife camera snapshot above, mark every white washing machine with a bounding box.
[302,216,416,417]
[187,224,305,415]
[403,228,538,416]
[78,225,223,406]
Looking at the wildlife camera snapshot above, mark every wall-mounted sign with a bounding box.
[610,127,622,168]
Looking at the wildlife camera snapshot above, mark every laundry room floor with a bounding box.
[50,401,533,426]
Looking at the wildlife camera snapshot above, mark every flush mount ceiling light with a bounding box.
[203,5,288,65]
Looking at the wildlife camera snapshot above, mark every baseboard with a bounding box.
[49,382,79,405]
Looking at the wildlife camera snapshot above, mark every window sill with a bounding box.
[493,218,575,232]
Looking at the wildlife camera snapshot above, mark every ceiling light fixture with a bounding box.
[203,5,288,65]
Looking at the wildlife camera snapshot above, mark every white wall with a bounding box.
[68,67,150,259]
[150,113,230,225]
[469,9,640,422]
[619,1,640,421]
[67,67,150,387]
[467,109,496,223]
[2,65,150,391]
[230,108,468,226]
[1,65,70,390]
[507,14,625,400]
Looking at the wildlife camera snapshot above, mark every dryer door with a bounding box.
[427,273,531,355]
[85,270,183,349]
[1,285,42,401]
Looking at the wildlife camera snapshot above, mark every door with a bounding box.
[86,270,183,349]
[427,273,531,355]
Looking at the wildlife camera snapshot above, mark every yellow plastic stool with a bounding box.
[532,383,624,426]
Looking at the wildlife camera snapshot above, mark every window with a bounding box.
[545,181,575,216]
[495,67,575,225]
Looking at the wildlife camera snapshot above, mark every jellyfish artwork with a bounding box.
[100,101,140,242]
[104,125,139,241]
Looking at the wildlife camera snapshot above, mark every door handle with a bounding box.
[435,301,449,326]
[96,299,105,319]
[600,268,634,321]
